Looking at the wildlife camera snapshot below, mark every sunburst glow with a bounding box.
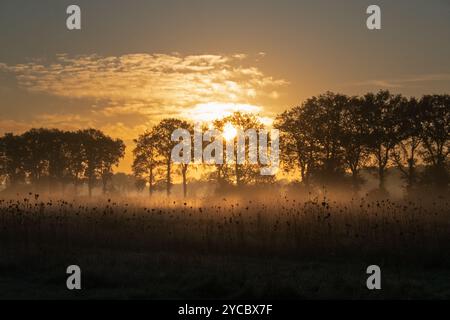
[185,102,262,122]
[222,122,238,141]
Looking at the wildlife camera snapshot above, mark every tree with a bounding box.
[170,121,194,197]
[300,92,349,184]
[132,130,160,197]
[21,128,70,193]
[63,131,86,194]
[79,129,103,197]
[21,129,50,186]
[391,97,422,192]
[152,119,192,196]
[362,91,402,191]
[277,93,371,188]
[99,137,126,194]
[0,133,26,186]
[1,130,74,191]
[214,112,264,187]
[340,97,370,190]
[45,129,68,191]
[78,129,125,197]
[418,94,450,188]
[275,107,316,186]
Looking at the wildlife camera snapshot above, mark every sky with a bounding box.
[1,0,449,172]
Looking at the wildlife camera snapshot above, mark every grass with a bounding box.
[0,192,449,299]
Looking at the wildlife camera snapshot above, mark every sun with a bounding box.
[185,102,262,123]
[222,122,237,141]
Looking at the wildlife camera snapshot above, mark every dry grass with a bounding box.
[0,192,449,299]
[1,193,449,258]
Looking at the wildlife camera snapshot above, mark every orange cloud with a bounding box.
[0,53,287,121]
[0,53,288,173]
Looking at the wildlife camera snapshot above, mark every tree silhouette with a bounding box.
[276,90,449,194]
[1,90,447,198]
[362,91,402,192]
[21,129,50,186]
[340,96,370,190]
[300,92,348,184]
[152,118,192,196]
[0,133,26,186]
[74,129,125,197]
[0,128,125,195]
[99,137,126,194]
[391,97,422,192]
[276,92,352,187]
[418,94,450,188]
[275,107,316,186]
[133,130,160,197]
[214,112,264,187]
[21,128,70,192]
[63,131,86,194]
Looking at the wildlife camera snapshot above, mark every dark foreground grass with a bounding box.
[0,194,449,299]
[1,250,450,300]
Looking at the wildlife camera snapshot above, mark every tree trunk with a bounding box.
[166,160,171,196]
[148,167,153,197]
[376,146,387,192]
[182,165,188,198]
[299,157,308,187]
[407,158,415,190]
[300,166,306,184]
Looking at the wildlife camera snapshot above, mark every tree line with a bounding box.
[275,91,449,194]
[132,113,274,197]
[1,91,448,197]
[0,128,125,196]
[133,91,449,197]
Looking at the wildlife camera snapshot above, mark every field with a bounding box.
[1,191,449,299]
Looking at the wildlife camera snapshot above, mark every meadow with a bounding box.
[0,190,449,299]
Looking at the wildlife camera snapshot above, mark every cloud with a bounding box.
[348,73,450,89]
[0,53,287,121]
[0,53,288,173]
